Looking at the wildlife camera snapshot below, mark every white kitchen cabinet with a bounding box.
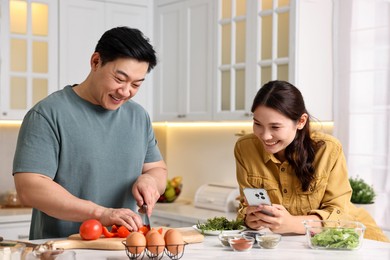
[0,221,30,240]
[214,0,334,121]
[58,0,154,115]
[0,0,58,119]
[153,0,214,121]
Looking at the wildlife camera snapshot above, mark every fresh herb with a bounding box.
[349,176,376,204]
[196,217,244,234]
[310,228,360,249]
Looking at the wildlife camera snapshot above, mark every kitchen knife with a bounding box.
[140,204,151,228]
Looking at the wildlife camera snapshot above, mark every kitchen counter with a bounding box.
[153,199,237,225]
[0,208,32,224]
[28,233,390,260]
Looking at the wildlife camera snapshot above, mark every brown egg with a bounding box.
[145,229,158,241]
[146,231,165,255]
[126,232,146,255]
[164,229,184,254]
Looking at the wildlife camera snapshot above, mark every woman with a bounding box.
[235,80,388,242]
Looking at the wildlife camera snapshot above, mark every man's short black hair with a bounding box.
[95,27,157,72]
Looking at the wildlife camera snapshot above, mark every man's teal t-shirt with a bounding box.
[13,85,162,239]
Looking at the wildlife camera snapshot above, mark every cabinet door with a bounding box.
[154,0,213,121]
[213,0,333,121]
[58,0,105,88]
[0,222,30,240]
[105,2,153,116]
[59,0,153,113]
[0,0,58,119]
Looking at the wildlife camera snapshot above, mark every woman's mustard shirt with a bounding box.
[235,131,389,242]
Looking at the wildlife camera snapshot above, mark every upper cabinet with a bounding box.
[0,0,153,120]
[59,0,154,115]
[0,0,58,119]
[0,0,333,121]
[215,0,333,121]
[154,0,334,122]
[153,0,214,121]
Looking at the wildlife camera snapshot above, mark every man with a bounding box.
[13,27,167,239]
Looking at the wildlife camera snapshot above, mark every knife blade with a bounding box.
[140,204,151,229]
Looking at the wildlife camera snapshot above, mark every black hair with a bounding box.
[251,80,323,191]
[95,27,157,72]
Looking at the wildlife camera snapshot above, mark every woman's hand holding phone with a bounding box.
[243,188,275,217]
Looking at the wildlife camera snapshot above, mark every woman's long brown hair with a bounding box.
[251,80,322,191]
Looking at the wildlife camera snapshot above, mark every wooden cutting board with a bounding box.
[49,227,204,250]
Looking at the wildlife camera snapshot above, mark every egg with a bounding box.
[146,231,165,255]
[125,232,146,255]
[164,229,184,254]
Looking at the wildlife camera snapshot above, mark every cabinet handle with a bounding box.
[244,112,252,117]
[18,235,29,240]
[177,114,186,118]
[152,221,171,227]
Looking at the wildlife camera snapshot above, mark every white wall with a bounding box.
[0,124,20,199]
[0,122,332,202]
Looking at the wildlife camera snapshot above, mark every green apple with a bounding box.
[164,187,176,202]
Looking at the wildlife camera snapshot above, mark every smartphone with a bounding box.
[243,188,274,216]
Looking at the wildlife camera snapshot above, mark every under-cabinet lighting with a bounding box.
[0,120,23,126]
[152,121,334,128]
[152,121,253,128]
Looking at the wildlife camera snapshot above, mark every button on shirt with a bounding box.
[234,131,389,242]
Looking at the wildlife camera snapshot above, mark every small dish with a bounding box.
[256,233,281,249]
[218,233,243,247]
[192,225,245,236]
[241,230,265,239]
[228,235,254,252]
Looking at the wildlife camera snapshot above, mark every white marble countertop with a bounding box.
[0,208,32,223]
[27,233,390,260]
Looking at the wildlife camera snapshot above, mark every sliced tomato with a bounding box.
[111,224,118,233]
[157,227,163,235]
[138,225,150,235]
[117,226,131,238]
[102,226,116,238]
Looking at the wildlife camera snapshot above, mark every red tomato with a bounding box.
[111,225,118,233]
[117,226,131,238]
[138,225,150,235]
[79,219,103,240]
[102,226,116,238]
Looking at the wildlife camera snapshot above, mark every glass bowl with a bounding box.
[255,233,281,249]
[218,233,243,247]
[302,220,365,250]
[0,241,26,259]
[158,184,183,203]
[241,230,265,239]
[228,235,254,252]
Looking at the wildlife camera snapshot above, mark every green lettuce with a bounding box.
[310,228,361,249]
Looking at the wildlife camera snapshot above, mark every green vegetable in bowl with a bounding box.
[310,228,360,249]
[196,217,244,234]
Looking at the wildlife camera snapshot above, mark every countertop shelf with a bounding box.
[153,198,238,224]
[0,208,32,224]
